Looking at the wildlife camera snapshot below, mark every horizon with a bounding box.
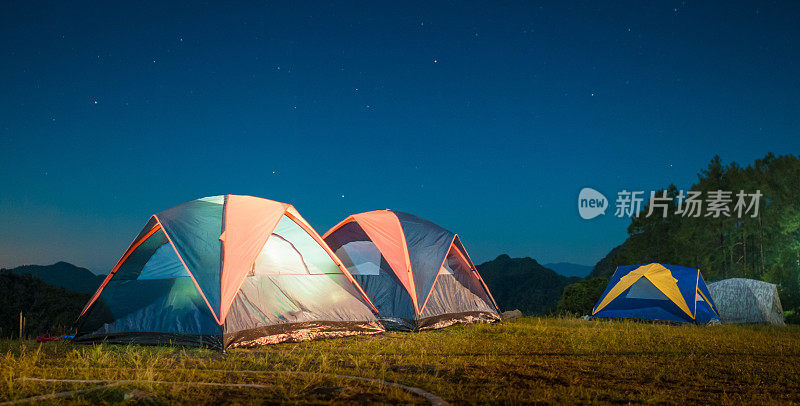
[2,2,799,273]
[1,251,596,276]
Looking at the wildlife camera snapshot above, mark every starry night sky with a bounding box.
[1,1,799,273]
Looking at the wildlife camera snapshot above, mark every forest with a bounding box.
[581,153,800,315]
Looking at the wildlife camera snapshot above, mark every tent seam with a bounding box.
[154,215,222,325]
[77,218,161,320]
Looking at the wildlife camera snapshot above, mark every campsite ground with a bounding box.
[2,317,799,405]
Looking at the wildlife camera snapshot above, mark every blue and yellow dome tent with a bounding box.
[591,263,719,323]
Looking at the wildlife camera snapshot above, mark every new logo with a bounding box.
[578,188,608,219]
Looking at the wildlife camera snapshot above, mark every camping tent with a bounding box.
[591,263,719,324]
[708,278,785,325]
[75,195,383,349]
[322,210,500,330]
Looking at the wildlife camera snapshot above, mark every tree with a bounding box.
[593,154,800,318]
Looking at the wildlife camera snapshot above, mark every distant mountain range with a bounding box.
[478,255,581,315]
[0,254,587,326]
[543,262,593,278]
[1,262,105,294]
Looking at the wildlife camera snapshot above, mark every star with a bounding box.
[433,59,438,63]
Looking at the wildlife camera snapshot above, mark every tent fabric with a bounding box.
[218,195,288,322]
[324,210,500,331]
[328,221,418,326]
[75,195,383,349]
[156,198,225,320]
[394,211,456,310]
[708,278,785,325]
[591,263,719,324]
[348,211,418,312]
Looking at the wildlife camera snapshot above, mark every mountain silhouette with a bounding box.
[477,255,580,315]
[3,262,105,294]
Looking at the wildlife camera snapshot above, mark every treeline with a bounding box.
[561,153,800,315]
[0,271,89,338]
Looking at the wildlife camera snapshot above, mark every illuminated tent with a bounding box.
[708,278,785,325]
[75,195,383,349]
[323,210,500,331]
[591,263,719,324]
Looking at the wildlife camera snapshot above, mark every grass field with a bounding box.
[2,317,800,404]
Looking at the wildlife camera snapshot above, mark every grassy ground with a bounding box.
[2,317,800,404]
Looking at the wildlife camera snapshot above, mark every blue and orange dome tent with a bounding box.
[75,195,383,349]
[323,210,500,331]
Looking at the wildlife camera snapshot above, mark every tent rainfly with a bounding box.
[708,278,785,325]
[75,195,383,349]
[591,263,720,324]
[323,209,500,331]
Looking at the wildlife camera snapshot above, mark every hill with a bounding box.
[477,255,580,314]
[543,262,593,278]
[3,262,105,294]
[0,271,90,338]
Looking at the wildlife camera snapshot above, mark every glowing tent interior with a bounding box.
[75,195,383,349]
[323,210,500,331]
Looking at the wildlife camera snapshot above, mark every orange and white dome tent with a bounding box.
[75,195,383,349]
[323,210,500,331]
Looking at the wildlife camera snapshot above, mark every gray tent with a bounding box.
[708,278,785,326]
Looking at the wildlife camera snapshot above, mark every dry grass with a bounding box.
[2,317,799,404]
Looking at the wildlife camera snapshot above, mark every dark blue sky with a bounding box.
[1,1,799,272]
